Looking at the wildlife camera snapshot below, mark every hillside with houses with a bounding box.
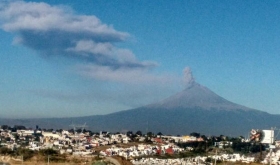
[1,124,280,165]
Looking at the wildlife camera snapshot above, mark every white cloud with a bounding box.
[77,64,176,84]
[0,1,172,85]
[66,40,114,57]
[0,1,127,40]
[66,40,157,68]
[0,1,128,57]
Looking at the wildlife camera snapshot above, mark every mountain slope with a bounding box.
[1,82,279,136]
[146,82,251,111]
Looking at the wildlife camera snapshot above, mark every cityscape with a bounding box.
[0,124,279,165]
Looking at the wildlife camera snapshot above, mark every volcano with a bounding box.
[2,79,280,136]
[146,82,251,111]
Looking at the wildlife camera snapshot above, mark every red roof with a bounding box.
[165,147,174,154]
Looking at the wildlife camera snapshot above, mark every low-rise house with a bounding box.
[17,130,34,137]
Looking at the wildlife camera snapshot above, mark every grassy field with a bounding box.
[1,154,134,165]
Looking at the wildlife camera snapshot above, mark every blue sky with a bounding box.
[1,0,280,118]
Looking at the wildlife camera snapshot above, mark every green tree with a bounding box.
[136,130,142,136]
[13,125,26,130]
[0,147,14,155]
[157,132,163,137]
[205,157,212,163]
[147,132,153,137]
[190,132,200,138]
[15,148,35,161]
[126,131,133,137]
[39,148,67,163]
[39,148,59,156]
[1,125,10,130]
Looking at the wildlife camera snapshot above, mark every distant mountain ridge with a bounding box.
[1,81,280,136]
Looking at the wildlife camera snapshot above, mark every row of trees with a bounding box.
[0,147,59,161]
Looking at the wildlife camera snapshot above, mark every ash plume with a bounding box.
[183,67,195,88]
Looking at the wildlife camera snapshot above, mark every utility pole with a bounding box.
[214,149,217,165]
[259,143,262,161]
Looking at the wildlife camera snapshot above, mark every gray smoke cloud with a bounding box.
[183,67,195,87]
[0,1,167,84]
